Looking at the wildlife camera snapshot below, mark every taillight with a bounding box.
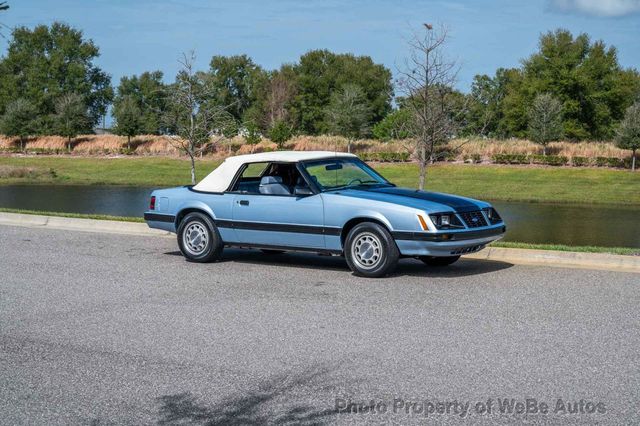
[149,196,156,210]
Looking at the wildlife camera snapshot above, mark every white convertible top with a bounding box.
[193,151,357,192]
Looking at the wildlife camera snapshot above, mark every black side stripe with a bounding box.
[215,220,342,236]
[144,213,176,223]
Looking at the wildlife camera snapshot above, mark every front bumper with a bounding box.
[393,225,506,257]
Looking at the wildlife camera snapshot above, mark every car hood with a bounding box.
[332,186,489,213]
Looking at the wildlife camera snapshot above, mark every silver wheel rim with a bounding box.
[182,221,209,256]
[351,232,383,270]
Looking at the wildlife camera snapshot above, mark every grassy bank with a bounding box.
[1,207,637,256]
[1,156,639,204]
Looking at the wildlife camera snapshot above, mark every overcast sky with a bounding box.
[2,0,639,92]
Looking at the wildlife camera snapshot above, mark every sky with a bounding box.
[1,0,639,94]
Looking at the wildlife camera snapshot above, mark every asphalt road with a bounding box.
[1,225,639,425]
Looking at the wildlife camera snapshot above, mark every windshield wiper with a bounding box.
[323,180,390,191]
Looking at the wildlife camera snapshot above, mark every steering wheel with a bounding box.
[346,178,363,186]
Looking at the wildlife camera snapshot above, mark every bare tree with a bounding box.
[265,71,296,128]
[164,51,235,184]
[324,83,372,153]
[616,101,640,171]
[397,24,461,190]
[528,93,563,156]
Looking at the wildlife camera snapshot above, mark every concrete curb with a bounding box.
[0,212,172,237]
[0,212,638,273]
[466,246,640,273]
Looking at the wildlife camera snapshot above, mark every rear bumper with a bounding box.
[394,225,506,256]
[144,212,176,233]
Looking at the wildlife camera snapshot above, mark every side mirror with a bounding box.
[294,186,314,196]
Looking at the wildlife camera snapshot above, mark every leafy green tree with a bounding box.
[292,50,392,135]
[0,23,112,131]
[113,71,167,134]
[53,93,90,151]
[207,55,267,122]
[324,84,372,152]
[503,29,640,140]
[528,93,564,155]
[616,102,640,171]
[242,120,261,153]
[268,119,293,149]
[113,95,142,150]
[372,109,413,140]
[0,98,37,151]
[465,68,517,137]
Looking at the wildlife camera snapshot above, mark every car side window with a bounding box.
[231,162,269,193]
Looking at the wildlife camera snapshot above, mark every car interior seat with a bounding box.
[259,176,291,195]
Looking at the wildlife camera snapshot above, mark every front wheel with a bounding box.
[344,222,399,278]
[419,255,460,267]
[177,212,224,263]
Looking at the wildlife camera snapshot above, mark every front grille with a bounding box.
[459,210,488,228]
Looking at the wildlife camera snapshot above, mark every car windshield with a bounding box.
[302,158,391,191]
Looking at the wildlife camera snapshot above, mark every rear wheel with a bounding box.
[177,212,223,263]
[419,255,460,267]
[344,222,399,278]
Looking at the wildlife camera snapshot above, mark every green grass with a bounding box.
[1,156,639,204]
[0,207,143,222]
[1,207,637,256]
[493,241,639,256]
[375,163,640,205]
[0,157,222,187]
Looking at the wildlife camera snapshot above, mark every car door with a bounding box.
[230,162,325,249]
[231,193,325,248]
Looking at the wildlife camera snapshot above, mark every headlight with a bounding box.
[483,207,503,224]
[428,213,464,230]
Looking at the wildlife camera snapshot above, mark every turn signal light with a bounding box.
[417,214,429,231]
[149,196,156,210]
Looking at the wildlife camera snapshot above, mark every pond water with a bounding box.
[0,184,638,248]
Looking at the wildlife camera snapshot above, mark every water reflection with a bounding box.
[0,185,637,248]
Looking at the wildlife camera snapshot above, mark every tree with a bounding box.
[528,93,564,155]
[0,98,37,151]
[0,22,112,131]
[503,29,640,140]
[616,102,640,171]
[53,93,90,151]
[268,119,293,150]
[242,120,261,153]
[113,95,142,150]
[324,84,372,152]
[164,52,235,184]
[292,50,393,134]
[113,71,167,134]
[397,24,460,190]
[372,108,413,141]
[207,55,266,122]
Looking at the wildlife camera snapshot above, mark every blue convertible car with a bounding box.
[145,151,505,277]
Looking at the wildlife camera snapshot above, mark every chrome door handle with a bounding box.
[238,200,249,206]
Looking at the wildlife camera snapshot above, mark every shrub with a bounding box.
[571,156,589,167]
[595,157,626,168]
[360,152,410,162]
[492,154,529,164]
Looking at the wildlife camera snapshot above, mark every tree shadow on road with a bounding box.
[155,367,339,425]
[164,248,512,278]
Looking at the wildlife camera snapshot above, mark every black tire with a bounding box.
[419,255,460,267]
[344,222,399,278]
[177,212,224,263]
[260,249,285,255]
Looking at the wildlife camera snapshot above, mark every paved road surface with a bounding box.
[1,225,639,425]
